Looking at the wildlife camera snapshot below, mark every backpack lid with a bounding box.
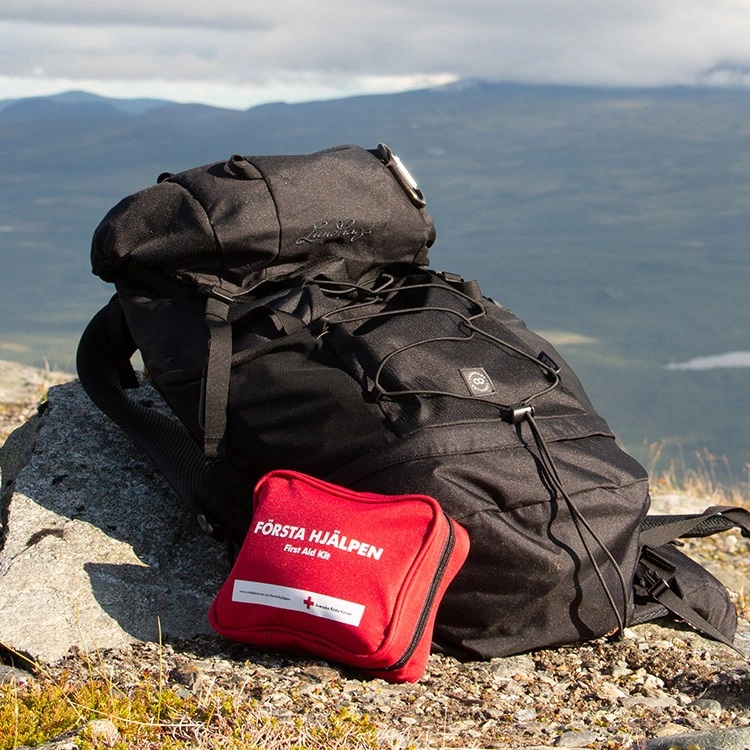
[91,144,436,288]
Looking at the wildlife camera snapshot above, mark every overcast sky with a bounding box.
[3,0,750,109]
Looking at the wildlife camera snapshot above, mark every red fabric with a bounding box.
[209,469,469,682]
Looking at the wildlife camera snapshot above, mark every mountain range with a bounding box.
[1,81,749,478]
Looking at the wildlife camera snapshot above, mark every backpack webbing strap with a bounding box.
[77,298,209,519]
[201,301,309,459]
[270,308,307,336]
[203,296,233,460]
[641,506,750,548]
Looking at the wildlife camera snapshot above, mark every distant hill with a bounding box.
[1,81,749,478]
[0,89,174,116]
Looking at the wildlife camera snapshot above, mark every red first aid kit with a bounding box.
[208,469,470,682]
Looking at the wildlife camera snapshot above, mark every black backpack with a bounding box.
[77,143,749,659]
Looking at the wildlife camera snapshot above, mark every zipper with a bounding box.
[383,513,456,673]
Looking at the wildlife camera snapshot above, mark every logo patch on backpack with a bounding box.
[460,368,496,396]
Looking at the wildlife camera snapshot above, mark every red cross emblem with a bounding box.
[303,596,315,609]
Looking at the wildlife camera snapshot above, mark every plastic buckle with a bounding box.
[641,568,671,598]
[638,546,677,597]
[375,143,427,208]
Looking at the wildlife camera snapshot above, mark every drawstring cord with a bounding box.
[524,410,629,635]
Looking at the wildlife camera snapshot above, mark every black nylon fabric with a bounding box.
[91,145,435,288]
[133,269,650,657]
[328,425,649,657]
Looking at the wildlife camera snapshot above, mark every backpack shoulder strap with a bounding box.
[76,297,212,530]
[641,506,750,548]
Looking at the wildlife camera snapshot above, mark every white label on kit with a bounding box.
[232,579,365,626]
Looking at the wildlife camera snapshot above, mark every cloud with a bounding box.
[0,1,274,31]
[666,352,750,371]
[3,0,750,108]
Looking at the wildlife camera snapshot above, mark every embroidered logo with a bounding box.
[460,368,496,397]
[295,219,371,245]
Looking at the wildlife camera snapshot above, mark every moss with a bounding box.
[0,661,412,750]
[0,676,81,749]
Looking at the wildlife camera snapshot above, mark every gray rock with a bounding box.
[688,697,723,715]
[0,663,35,685]
[556,730,605,747]
[488,652,537,681]
[646,727,750,750]
[0,380,229,664]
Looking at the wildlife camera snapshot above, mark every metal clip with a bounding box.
[375,143,427,208]
[196,513,215,536]
[209,286,236,304]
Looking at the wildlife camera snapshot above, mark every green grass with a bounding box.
[0,650,409,750]
[646,440,750,507]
